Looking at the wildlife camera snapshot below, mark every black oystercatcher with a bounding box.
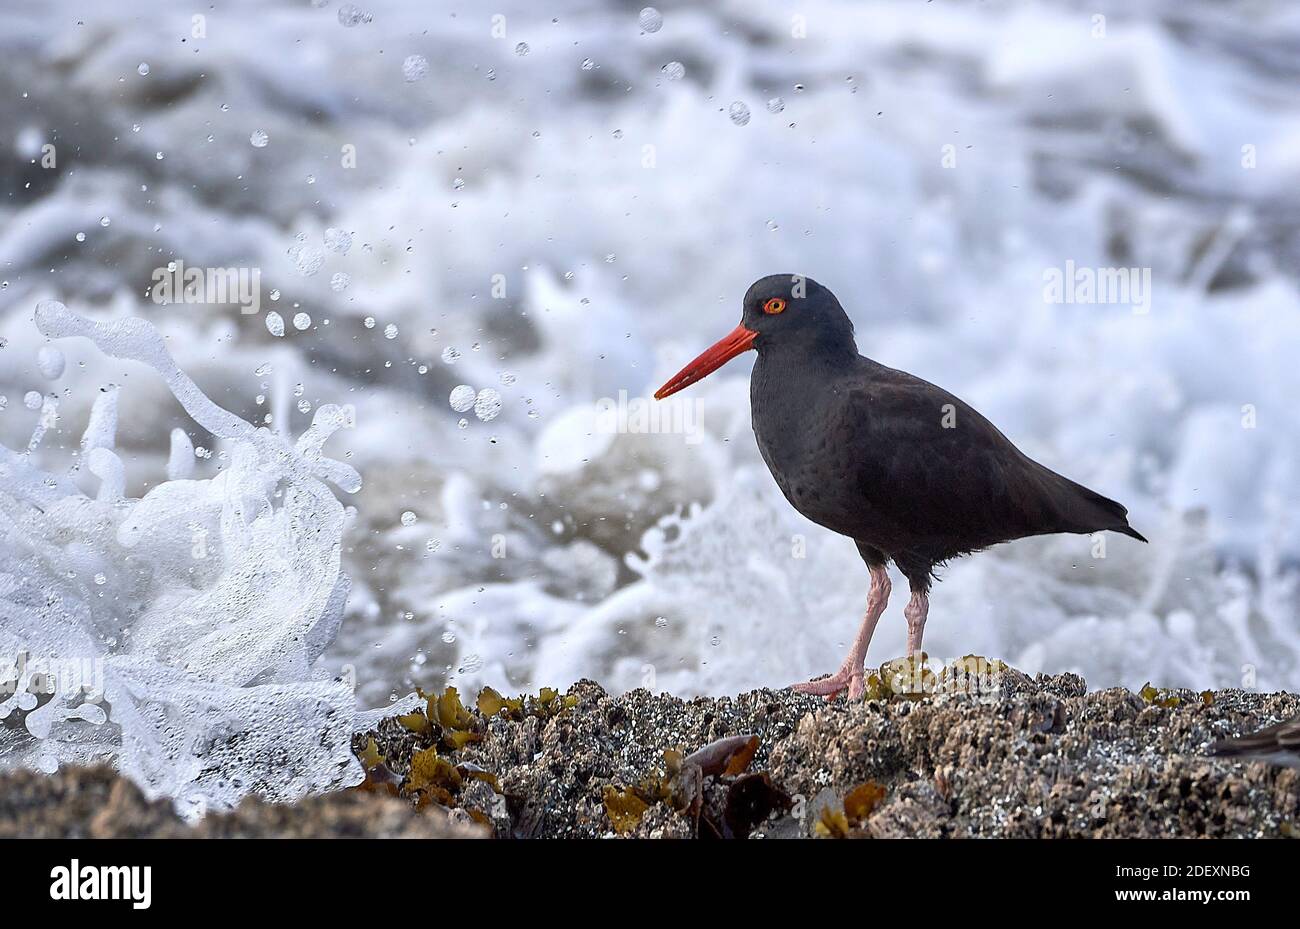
[655,274,1146,699]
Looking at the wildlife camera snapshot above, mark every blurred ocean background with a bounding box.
[2,0,1298,714]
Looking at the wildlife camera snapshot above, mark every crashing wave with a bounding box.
[0,300,367,818]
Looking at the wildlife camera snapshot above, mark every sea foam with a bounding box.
[0,301,365,817]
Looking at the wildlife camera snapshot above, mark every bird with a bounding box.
[654,274,1146,699]
[1208,714,1300,767]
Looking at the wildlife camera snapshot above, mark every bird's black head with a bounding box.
[655,274,855,399]
[740,274,854,350]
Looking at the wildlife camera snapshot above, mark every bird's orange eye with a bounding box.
[763,297,787,315]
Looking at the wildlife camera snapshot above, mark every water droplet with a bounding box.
[324,228,352,254]
[440,630,456,644]
[137,62,150,76]
[293,312,311,330]
[654,616,668,628]
[250,129,269,148]
[457,418,468,430]
[474,388,503,422]
[36,346,65,379]
[449,384,476,412]
[329,272,350,292]
[662,61,685,81]
[265,312,285,337]
[400,510,417,526]
[441,346,461,364]
[767,96,785,113]
[337,4,372,27]
[294,246,325,277]
[514,42,530,56]
[75,232,86,242]
[363,316,376,329]
[402,54,429,82]
[728,101,751,126]
[383,323,398,340]
[297,399,312,414]
[638,7,663,33]
[23,390,42,410]
[581,58,595,71]
[94,573,107,585]
[99,216,111,227]
[499,372,516,386]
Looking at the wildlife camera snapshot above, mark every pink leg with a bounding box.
[792,565,890,700]
[904,589,929,656]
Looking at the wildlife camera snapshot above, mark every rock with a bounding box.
[0,765,484,839]
[2,668,1297,838]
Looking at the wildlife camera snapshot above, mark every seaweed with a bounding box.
[601,733,789,838]
[864,654,1008,701]
[355,737,402,796]
[397,710,431,734]
[1139,682,1182,708]
[476,684,578,721]
[602,785,651,834]
[813,781,888,838]
[352,684,581,828]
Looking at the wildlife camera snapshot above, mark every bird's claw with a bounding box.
[791,665,864,701]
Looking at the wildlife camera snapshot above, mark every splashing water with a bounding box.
[0,301,368,818]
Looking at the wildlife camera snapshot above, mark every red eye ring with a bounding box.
[763,297,787,315]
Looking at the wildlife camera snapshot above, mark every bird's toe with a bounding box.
[791,666,861,700]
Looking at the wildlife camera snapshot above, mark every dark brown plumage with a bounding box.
[656,274,1146,699]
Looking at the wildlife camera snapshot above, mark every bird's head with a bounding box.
[654,274,853,399]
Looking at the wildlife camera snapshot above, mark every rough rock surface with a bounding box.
[3,670,1297,838]
[350,670,1299,838]
[0,765,484,838]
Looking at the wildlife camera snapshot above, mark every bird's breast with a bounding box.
[749,366,867,538]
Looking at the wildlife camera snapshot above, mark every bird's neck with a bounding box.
[754,329,861,383]
[750,333,861,455]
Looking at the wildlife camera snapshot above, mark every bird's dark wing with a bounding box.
[811,362,1140,560]
[1209,715,1300,760]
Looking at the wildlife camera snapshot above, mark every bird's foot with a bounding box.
[791,662,864,701]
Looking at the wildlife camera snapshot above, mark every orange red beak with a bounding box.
[654,323,758,399]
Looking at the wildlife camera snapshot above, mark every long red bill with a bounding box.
[654,323,758,400]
